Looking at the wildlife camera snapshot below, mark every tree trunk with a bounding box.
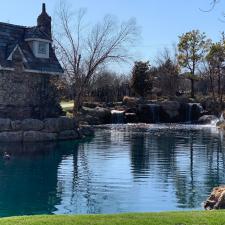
[209,72,216,103]
[73,87,83,117]
[191,78,195,98]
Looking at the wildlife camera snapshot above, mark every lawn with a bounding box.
[1,211,225,225]
[60,101,74,117]
[60,101,74,111]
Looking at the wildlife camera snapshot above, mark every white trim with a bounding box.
[25,38,52,43]
[7,44,28,63]
[0,65,14,71]
[24,69,62,76]
[0,66,62,75]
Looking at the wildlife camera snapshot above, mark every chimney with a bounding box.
[37,3,52,38]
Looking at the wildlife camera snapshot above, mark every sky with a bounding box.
[1,0,225,73]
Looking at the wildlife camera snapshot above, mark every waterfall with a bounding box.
[220,113,224,122]
[186,103,192,122]
[210,118,219,126]
[211,112,225,126]
[186,103,203,122]
[148,104,160,123]
[111,110,125,124]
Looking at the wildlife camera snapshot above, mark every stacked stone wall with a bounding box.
[0,117,94,142]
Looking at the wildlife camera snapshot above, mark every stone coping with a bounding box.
[0,117,94,142]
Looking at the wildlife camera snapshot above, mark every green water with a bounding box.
[0,124,224,216]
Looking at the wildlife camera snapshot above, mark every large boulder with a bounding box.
[204,186,225,210]
[160,101,181,122]
[22,119,44,131]
[23,131,57,142]
[217,121,225,129]
[125,113,138,123]
[198,115,217,124]
[58,130,79,140]
[44,117,77,132]
[0,131,22,142]
[78,125,94,137]
[43,118,60,132]
[11,120,22,131]
[123,96,142,108]
[0,118,11,131]
[77,114,100,125]
[137,104,160,123]
[58,117,77,131]
[81,107,111,124]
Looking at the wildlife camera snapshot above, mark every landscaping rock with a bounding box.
[58,117,77,131]
[0,118,11,131]
[81,107,111,124]
[0,131,23,142]
[204,186,225,210]
[122,96,143,108]
[137,104,153,123]
[79,125,94,137]
[198,115,218,124]
[58,130,79,140]
[217,121,225,129]
[125,113,138,123]
[78,114,100,125]
[44,117,77,132]
[22,119,44,131]
[11,120,22,131]
[160,101,180,119]
[23,131,57,142]
[137,104,161,123]
[44,118,60,132]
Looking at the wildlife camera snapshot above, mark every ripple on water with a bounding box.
[0,123,224,216]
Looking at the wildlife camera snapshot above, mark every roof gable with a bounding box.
[7,44,28,63]
[0,22,63,74]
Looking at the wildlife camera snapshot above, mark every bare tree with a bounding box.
[54,1,139,115]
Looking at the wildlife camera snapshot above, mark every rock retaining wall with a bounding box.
[0,117,94,142]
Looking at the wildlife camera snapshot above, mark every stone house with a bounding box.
[0,3,63,119]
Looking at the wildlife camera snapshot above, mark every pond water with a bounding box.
[0,123,224,217]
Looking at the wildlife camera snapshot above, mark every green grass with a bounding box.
[1,211,225,225]
[60,101,74,111]
[60,101,74,117]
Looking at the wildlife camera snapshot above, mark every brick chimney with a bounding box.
[37,3,52,38]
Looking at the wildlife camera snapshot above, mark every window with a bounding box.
[38,42,47,55]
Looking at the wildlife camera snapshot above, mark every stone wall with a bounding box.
[0,117,94,142]
[0,70,62,119]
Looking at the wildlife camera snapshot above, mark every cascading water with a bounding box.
[210,118,219,126]
[220,113,224,122]
[186,103,203,123]
[148,104,160,123]
[211,113,225,126]
[111,110,125,124]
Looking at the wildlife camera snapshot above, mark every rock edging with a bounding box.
[0,117,94,142]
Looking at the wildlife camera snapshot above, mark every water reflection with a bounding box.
[0,124,224,216]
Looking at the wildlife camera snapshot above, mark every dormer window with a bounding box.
[25,38,51,59]
[35,40,49,58]
[38,41,48,55]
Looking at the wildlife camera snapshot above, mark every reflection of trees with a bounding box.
[1,126,225,215]
[129,127,225,209]
[130,133,150,177]
[174,130,225,208]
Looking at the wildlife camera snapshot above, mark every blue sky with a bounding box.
[1,0,225,73]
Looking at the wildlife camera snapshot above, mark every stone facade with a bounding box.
[0,70,62,119]
[0,4,63,120]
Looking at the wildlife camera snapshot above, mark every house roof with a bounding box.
[0,22,63,74]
